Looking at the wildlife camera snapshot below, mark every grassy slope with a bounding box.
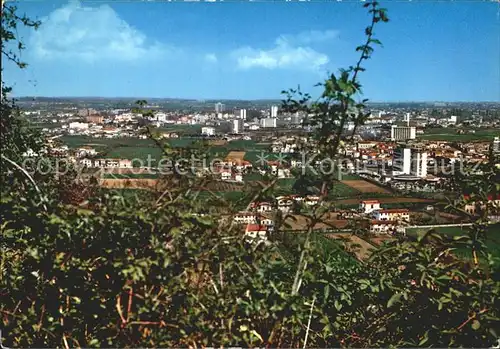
[419,128,500,141]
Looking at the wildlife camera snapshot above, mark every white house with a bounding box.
[22,148,39,157]
[245,224,268,242]
[304,195,320,206]
[234,212,259,225]
[220,169,232,181]
[370,220,398,234]
[372,209,410,222]
[234,173,243,182]
[277,196,295,212]
[69,122,89,130]
[359,200,381,214]
[250,202,273,213]
[77,147,97,157]
[80,158,133,169]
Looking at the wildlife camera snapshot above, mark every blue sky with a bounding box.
[3,0,499,101]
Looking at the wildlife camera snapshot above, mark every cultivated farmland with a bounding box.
[225,151,246,163]
[341,179,391,194]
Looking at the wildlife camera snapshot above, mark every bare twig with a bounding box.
[127,287,133,322]
[1,154,47,211]
[116,295,127,327]
[303,296,316,349]
[456,308,488,331]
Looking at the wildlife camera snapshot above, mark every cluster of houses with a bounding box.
[235,197,412,242]
[359,200,410,234]
[462,194,500,223]
[80,158,133,169]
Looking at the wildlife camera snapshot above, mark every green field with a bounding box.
[279,232,356,263]
[99,146,163,163]
[243,172,266,181]
[337,173,364,180]
[60,136,155,148]
[61,136,230,163]
[275,178,297,195]
[244,151,289,166]
[166,138,197,148]
[192,190,248,209]
[29,122,62,129]
[419,128,499,141]
[407,224,500,267]
[60,136,278,165]
[157,124,202,134]
[226,140,269,151]
[101,188,155,201]
[102,173,159,179]
[329,181,361,198]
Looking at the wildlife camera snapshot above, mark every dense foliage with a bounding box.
[1,2,499,347]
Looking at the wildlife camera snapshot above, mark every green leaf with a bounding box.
[324,284,330,299]
[418,331,429,346]
[369,38,383,46]
[387,293,403,308]
[471,320,481,330]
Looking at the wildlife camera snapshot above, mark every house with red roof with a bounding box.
[359,200,381,214]
[245,224,268,242]
[462,194,500,217]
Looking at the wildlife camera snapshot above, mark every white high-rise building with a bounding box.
[449,115,458,124]
[215,102,225,113]
[411,150,428,178]
[260,118,277,128]
[232,119,243,134]
[271,105,279,118]
[239,109,247,120]
[291,112,302,125]
[155,113,167,123]
[393,147,412,175]
[391,125,416,141]
[493,137,500,153]
[393,146,428,178]
[403,113,410,125]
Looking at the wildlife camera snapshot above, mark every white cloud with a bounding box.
[204,53,218,63]
[278,29,339,45]
[232,34,330,71]
[31,1,171,62]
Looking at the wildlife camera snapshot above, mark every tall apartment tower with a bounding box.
[232,119,243,134]
[393,146,428,178]
[493,137,500,153]
[239,109,247,120]
[270,105,279,118]
[291,112,302,125]
[411,150,428,178]
[391,125,416,141]
[393,147,412,175]
[260,118,277,128]
[215,102,225,113]
[403,113,411,126]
